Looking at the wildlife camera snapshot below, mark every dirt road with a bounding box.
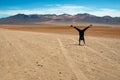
[0,29,120,80]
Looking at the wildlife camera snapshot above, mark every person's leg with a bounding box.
[79,38,81,45]
[83,39,85,45]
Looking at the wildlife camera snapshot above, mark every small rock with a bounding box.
[36,61,38,64]
[40,65,43,67]
[24,71,27,73]
[93,62,96,64]
[59,72,62,74]
[91,68,95,71]
[37,64,43,67]
[100,51,103,53]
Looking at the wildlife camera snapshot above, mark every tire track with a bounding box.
[88,37,119,55]
[0,29,42,80]
[70,38,120,65]
[66,37,120,79]
[57,38,89,80]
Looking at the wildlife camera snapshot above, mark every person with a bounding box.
[70,25,92,45]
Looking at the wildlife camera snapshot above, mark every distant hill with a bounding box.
[0,13,120,25]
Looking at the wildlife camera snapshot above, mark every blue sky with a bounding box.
[0,0,120,18]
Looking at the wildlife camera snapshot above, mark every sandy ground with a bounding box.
[0,28,120,80]
[0,25,120,38]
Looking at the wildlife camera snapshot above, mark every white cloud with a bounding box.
[0,5,120,18]
[88,8,120,17]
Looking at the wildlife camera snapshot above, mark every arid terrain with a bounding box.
[0,25,120,80]
[0,25,120,38]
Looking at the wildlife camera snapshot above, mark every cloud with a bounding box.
[0,5,120,18]
[88,8,120,17]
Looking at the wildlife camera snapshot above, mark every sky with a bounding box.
[0,0,120,18]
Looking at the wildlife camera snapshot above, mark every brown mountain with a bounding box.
[0,13,120,25]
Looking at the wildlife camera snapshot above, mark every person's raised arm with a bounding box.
[83,25,92,31]
[74,27,81,32]
[70,25,81,31]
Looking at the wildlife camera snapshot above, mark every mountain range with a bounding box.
[0,13,120,25]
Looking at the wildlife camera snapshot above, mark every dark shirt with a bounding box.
[74,26,90,40]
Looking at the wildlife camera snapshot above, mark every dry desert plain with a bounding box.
[0,25,120,80]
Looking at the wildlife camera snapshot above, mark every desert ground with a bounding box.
[0,25,120,80]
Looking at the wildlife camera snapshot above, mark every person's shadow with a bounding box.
[69,43,85,46]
